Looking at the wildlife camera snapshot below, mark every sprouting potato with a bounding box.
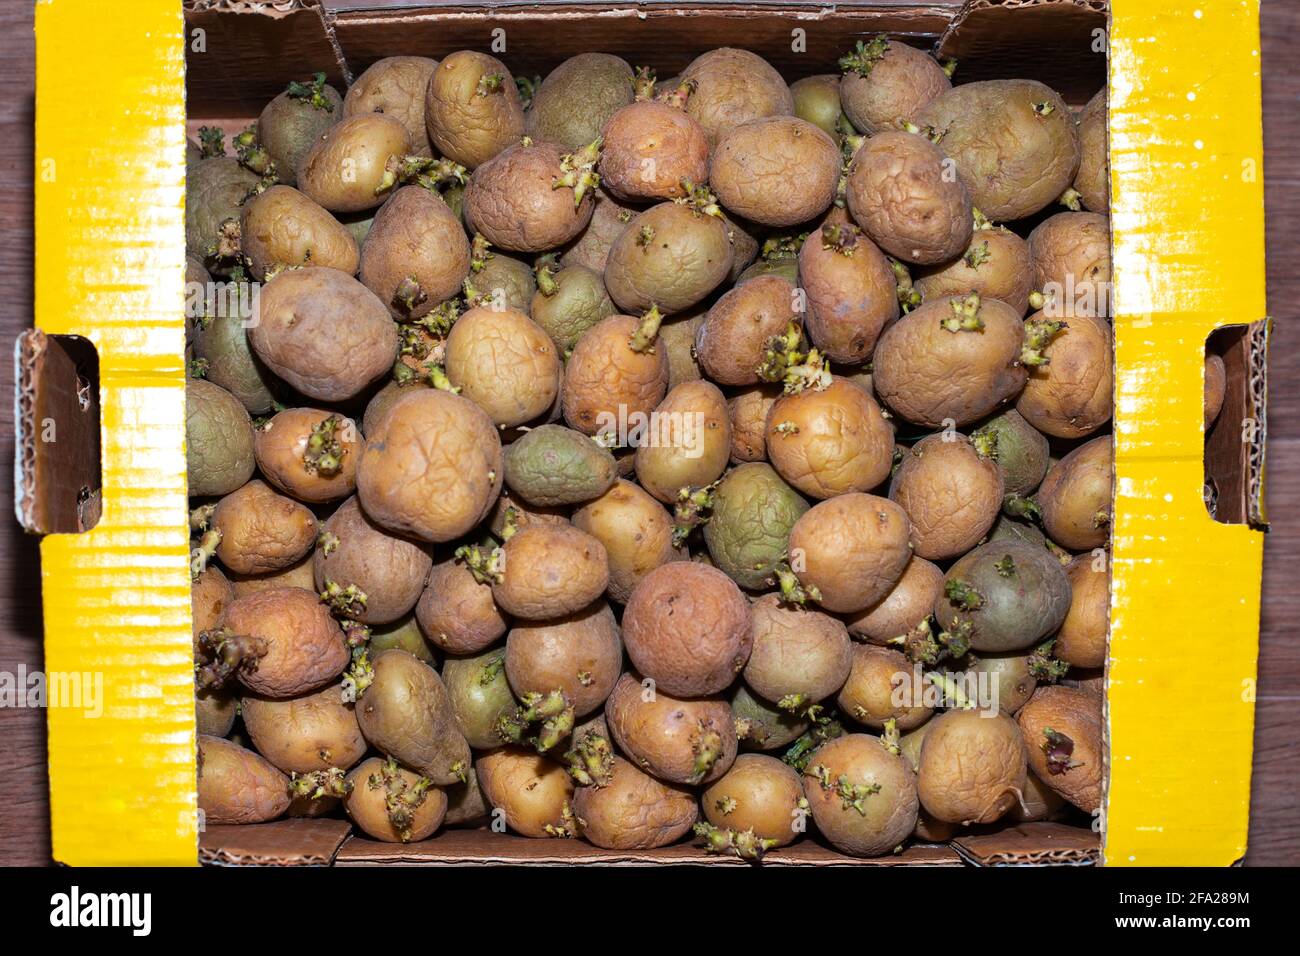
[415,557,508,655]
[192,312,280,417]
[710,116,841,227]
[634,381,731,503]
[603,200,735,314]
[240,185,359,280]
[801,733,918,857]
[599,98,709,202]
[527,53,635,150]
[838,644,931,731]
[572,756,698,849]
[743,594,853,712]
[703,462,808,591]
[971,410,1051,498]
[1028,211,1112,319]
[443,649,518,750]
[1072,89,1108,213]
[1035,434,1112,551]
[210,478,317,575]
[297,113,412,213]
[561,314,669,436]
[700,754,806,857]
[425,51,526,170]
[679,48,794,148]
[1017,685,1103,813]
[254,407,362,504]
[572,479,682,603]
[445,306,562,428]
[344,56,440,157]
[727,385,779,463]
[837,36,950,136]
[359,185,471,320]
[1016,313,1113,439]
[214,587,349,699]
[492,523,609,621]
[604,672,737,785]
[505,600,622,718]
[917,708,1026,824]
[889,433,1003,561]
[530,264,617,354]
[464,139,597,253]
[845,555,943,645]
[788,493,912,614]
[730,684,810,752]
[797,220,898,365]
[476,747,575,838]
[344,756,448,843]
[914,220,1034,315]
[257,74,344,188]
[241,683,366,775]
[560,187,640,274]
[694,275,801,386]
[198,735,291,825]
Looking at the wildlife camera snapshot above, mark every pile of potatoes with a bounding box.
[186,41,1223,860]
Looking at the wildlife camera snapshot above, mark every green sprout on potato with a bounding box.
[286,72,335,111]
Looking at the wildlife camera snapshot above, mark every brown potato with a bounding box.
[356,388,503,543]
[964,651,1038,715]
[694,275,800,386]
[506,601,622,718]
[603,201,734,314]
[240,185,360,280]
[744,595,852,711]
[219,587,349,698]
[917,708,1026,824]
[359,185,471,319]
[228,553,315,598]
[186,157,264,269]
[1016,313,1112,439]
[788,493,912,614]
[248,267,398,403]
[1072,89,1108,213]
[605,672,737,785]
[357,649,471,785]
[561,187,639,274]
[416,557,508,655]
[573,755,698,849]
[242,683,366,774]
[1056,553,1109,668]
[256,78,344,188]
[634,380,731,502]
[493,523,609,621]
[1017,685,1102,813]
[344,756,448,843]
[599,100,709,202]
[1204,353,1227,428]
[701,754,805,853]
[731,684,810,751]
[445,306,562,427]
[444,761,491,827]
[1028,211,1111,319]
[659,309,705,390]
[344,56,439,157]
[562,314,669,436]
[622,562,752,698]
[572,479,681,604]
[476,747,575,838]
[838,644,931,731]
[486,488,570,537]
[192,563,232,650]
[915,224,1033,315]
[710,117,840,227]
[425,51,525,169]
[801,733,918,857]
[727,385,779,462]
[211,479,317,576]
[798,221,898,365]
[1009,769,1066,824]
[255,407,362,503]
[313,496,432,625]
[838,37,950,135]
[198,735,291,825]
[1037,434,1112,551]
[889,434,1003,561]
[766,377,894,499]
[845,555,943,645]
[196,688,237,737]
[296,113,411,213]
[469,248,536,313]
[679,48,794,148]
[464,139,596,252]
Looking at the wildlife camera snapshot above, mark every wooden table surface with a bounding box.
[0,2,1295,866]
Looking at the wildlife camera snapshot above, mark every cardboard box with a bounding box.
[20,0,1268,866]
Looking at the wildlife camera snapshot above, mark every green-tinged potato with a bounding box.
[701,754,805,854]
[679,48,794,148]
[744,595,852,710]
[659,310,705,390]
[493,523,609,621]
[917,708,1026,824]
[1056,553,1109,668]
[845,555,943,645]
[766,377,894,499]
[444,764,491,826]
[198,735,291,825]
[1036,435,1112,551]
[425,51,525,169]
[445,307,562,427]
[634,381,731,503]
[603,202,734,314]
[356,388,503,543]
[255,408,361,503]
[469,249,536,313]
[504,424,617,507]
[193,311,279,416]
[192,563,232,650]
[344,756,447,842]
[573,480,682,604]
[359,185,471,319]
[527,53,635,150]
[228,553,316,598]
[296,113,411,213]
[1016,313,1112,438]
[791,74,846,139]
[562,314,669,435]
[506,601,622,717]
[1205,354,1227,428]
[476,747,574,837]
[801,733,918,857]
[838,644,930,730]
[1072,90,1108,213]
[710,117,840,227]
[846,130,973,265]
[248,268,398,402]
[573,755,698,849]
[219,587,349,698]
[242,683,366,774]
[598,99,709,202]
[344,56,439,157]
[898,719,931,772]
[416,557,508,655]
[963,650,1038,715]
[357,649,471,785]
[258,78,344,187]
[916,79,1080,221]
[889,434,1003,561]
[837,37,950,136]
[185,255,211,345]
[239,185,359,280]
[186,158,261,271]
[788,493,912,614]
[530,264,617,353]
[915,223,1033,315]
[704,462,808,591]
[798,221,898,365]
[728,385,778,463]
[196,688,237,737]
[872,293,1027,428]
[187,377,256,497]
[1017,685,1102,813]
[340,211,376,247]
[443,650,517,749]
[211,479,317,575]
[695,275,800,386]
[605,672,737,784]
[464,139,596,253]
[561,188,639,274]
[731,683,809,751]
[934,540,1072,653]
[313,496,432,625]
[971,409,1050,497]
[368,615,436,664]
[1029,211,1111,319]
[622,562,752,698]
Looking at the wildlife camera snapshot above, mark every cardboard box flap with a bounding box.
[200,819,352,866]
[951,822,1101,866]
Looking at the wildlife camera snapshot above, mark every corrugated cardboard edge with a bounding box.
[200,820,352,866]
[1247,319,1270,528]
[951,823,1100,867]
[13,330,40,533]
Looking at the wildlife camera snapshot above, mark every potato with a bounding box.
[490,523,608,621]
[211,479,317,575]
[838,644,930,731]
[416,557,508,655]
[344,756,448,843]
[257,77,343,187]
[1016,313,1112,439]
[344,56,439,157]
[845,555,943,645]
[197,735,290,825]
[572,480,681,604]
[1204,352,1227,430]
[801,733,918,857]
[605,672,736,785]
[443,649,517,749]
[445,307,562,427]
[797,221,898,365]
[744,594,852,711]
[658,309,705,390]
[1009,769,1066,824]
[505,601,622,720]
[255,407,361,504]
[313,495,432,625]
[731,684,809,751]
[598,99,709,202]
[889,434,1003,561]
[186,157,261,270]
[917,708,1026,824]
[503,424,617,507]
[1055,553,1109,669]
[476,747,575,838]
[444,763,491,827]
[703,462,809,591]
[368,615,436,664]
[916,79,1080,221]
[464,139,597,253]
[239,185,360,281]
[217,587,348,698]
[530,264,617,353]
[963,650,1038,715]
[603,202,734,314]
[838,37,950,135]
[297,113,411,213]
[634,381,731,503]
[971,409,1050,497]
[248,268,398,402]
[573,755,698,849]
[694,275,801,386]
[186,378,256,498]
[914,223,1033,315]
[622,562,752,698]
[727,385,779,463]
[1036,434,1112,551]
[679,48,794,148]
[1017,685,1102,813]
[468,247,536,313]
[788,493,912,614]
[1072,89,1108,213]
[1029,211,1111,319]
[710,117,840,227]
[192,312,280,416]
[845,130,972,265]
[791,74,846,139]
[562,314,669,436]
[359,185,471,319]
[560,187,639,274]
[242,683,366,774]
[356,388,503,543]
[872,293,1027,428]
[526,53,635,150]
[196,687,236,738]
[766,377,894,499]
[425,51,525,169]
[228,553,315,598]
[700,754,805,856]
[357,649,471,785]
[192,563,232,650]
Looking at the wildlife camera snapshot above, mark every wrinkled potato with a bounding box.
[694,275,801,386]
[344,56,439,157]
[634,381,731,503]
[186,157,262,271]
[530,264,617,353]
[297,113,411,213]
[845,555,943,645]
[603,201,735,314]
[444,761,491,827]
[218,587,349,698]
[1028,211,1111,319]
[187,378,256,498]
[425,51,525,169]
[838,37,950,135]
[445,306,562,427]
[242,683,367,774]
[703,462,808,591]
[255,407,362,503]
[493,523,609,621]
[700,754,805,854]
[476,747,575,838]
[357,649,471,785]
[889,434,1003,561]
[917,708,1026,824]
[468,247,537,313]
[196,688,237,738]
[572,479,681,603]
[727,385,779,462]
[1009,769,1066,824]
[192,563,232,650]
[679,48,794,148]
[344,756,447,842]
[359,185,472,319]
[368,615,437,664]
[562,314,669,436]
[914,223,1033,315]
[1072,89,1108,213]
[801,733,918,857]
[239,185,359,281]
[1016,313,1112,439]
[416,557,508,655]
[198,735,291,825]
[356,388,503,543]
[599,99,709,202]
[313,495,432,625]
[527,53,635,150]
[1055,553,1109,669]
[658,309,705,390]
[443,650,517,749]
[744,594,853,710]
[788,493,912,614]
[798,221,898,365]
[837,644,930,731]
[572,755,698,849]
[710,117,840,227]
[193,312,280,416]
[257,78,344,188]
[504,424,618,507]
[227,553,315,598]
[1036,434,1112,551]
[211,479,317,575]
[1017,685,1103,813]
[605,672,737,785]
[464,139,596,252]
[1204,353,1227,428]
[506,601,622,717]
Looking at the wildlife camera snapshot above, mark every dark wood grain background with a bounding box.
[0,1,1295,866]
